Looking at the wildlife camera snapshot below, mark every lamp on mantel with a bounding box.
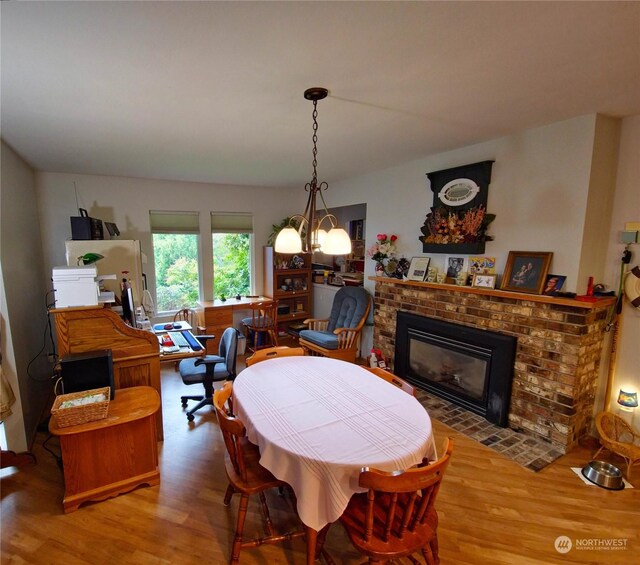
[275,87,352,256]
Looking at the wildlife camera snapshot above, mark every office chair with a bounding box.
[179,327,238,422]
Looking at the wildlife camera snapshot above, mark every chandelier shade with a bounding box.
[274,87,352,256]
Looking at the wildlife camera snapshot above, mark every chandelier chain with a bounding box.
[311,100,319,187]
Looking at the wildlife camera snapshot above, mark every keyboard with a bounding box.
[168,331,203,351]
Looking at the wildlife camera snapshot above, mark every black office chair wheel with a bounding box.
[187,413,195,422]
[181,398,188,408]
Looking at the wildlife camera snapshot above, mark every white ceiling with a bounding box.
[2,1,639,188]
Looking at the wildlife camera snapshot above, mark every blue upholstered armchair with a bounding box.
[298,286,372,363]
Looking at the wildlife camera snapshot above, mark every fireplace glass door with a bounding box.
[395,311,516,427]
[410,339,489,405]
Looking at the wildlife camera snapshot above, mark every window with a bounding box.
[150,211,200,312]
[211,213,253,299]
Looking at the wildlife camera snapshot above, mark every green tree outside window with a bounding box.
[213,233,251,299]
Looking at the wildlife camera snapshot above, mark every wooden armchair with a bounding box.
[299,286,372,363]
[336,437,453,564]
[594,411,640,480]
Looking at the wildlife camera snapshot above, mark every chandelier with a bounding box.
[274,88,352,256]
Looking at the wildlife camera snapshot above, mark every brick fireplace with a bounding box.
[371,277,614,452]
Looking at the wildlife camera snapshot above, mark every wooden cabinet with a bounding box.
[196,303,233,352]
[263,247,313,343]
[49,386,160,513]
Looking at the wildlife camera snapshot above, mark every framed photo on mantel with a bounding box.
[407,257,430,282]
[500,251,553,295]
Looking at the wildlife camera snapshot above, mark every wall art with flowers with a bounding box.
[419,160,496,254]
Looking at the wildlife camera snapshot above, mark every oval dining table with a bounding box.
[233,356,436,564]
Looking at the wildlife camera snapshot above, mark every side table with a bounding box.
[49,385,161,513]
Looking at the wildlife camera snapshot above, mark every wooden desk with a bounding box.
[51,305,164,440]
[49,386,160,513]
[197,296,272,351]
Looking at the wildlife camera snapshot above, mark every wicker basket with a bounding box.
[51,387,110,428]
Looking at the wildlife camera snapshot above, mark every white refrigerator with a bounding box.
[65,239,145,306]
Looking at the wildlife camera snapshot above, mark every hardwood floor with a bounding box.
[2,360,638,564]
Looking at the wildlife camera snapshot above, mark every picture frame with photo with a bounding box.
[542,274,567,295]
[500,251,553,294]
[407,256,431,282]
[472,273,497,289]
[445,256,468,280]
[469,256,496,274]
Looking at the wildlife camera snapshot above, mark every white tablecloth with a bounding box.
[233,356,435,532]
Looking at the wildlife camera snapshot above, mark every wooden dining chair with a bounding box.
[213,382,305,564]
[241,301,279,354]
[365,367,416,396]
[245,346,305,367]
[335,437,453,565]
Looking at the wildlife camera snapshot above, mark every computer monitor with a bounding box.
[122,285,136,328]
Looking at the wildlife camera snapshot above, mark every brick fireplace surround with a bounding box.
[371,277,615,453]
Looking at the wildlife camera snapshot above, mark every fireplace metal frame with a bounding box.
[394,311,516,427]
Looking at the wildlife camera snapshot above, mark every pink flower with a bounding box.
[377,233,386,241]
[390,235,398,242]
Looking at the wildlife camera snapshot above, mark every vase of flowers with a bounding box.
[368,233,397,276]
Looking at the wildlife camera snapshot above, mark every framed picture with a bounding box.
[472,273,497,289]
[407,256,431,281]
[445,256,468,280]
[542,274,567,295]
[469,256,496,274]
[501,251,553,294]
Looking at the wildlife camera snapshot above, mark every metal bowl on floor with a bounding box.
[581,460,624,490]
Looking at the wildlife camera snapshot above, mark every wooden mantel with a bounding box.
[369,276,616,310]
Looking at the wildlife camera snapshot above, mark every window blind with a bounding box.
[210,212,253,234]
[149,211,199,234]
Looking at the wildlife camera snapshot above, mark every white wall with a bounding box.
[35,172,300,303]
[598,115,640,417]
[327,114,601,353]
[1,141,52,452]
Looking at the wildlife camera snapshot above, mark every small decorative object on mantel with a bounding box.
[420,160,495,254]
[500,251,553,294]
[472,273,497,289]
[407,256,430,282]
[367,233,398,276]
[542,274,567,296]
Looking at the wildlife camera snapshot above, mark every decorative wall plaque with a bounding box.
[420,160,495,254]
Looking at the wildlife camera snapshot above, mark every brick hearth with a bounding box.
[371,277,615,452]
